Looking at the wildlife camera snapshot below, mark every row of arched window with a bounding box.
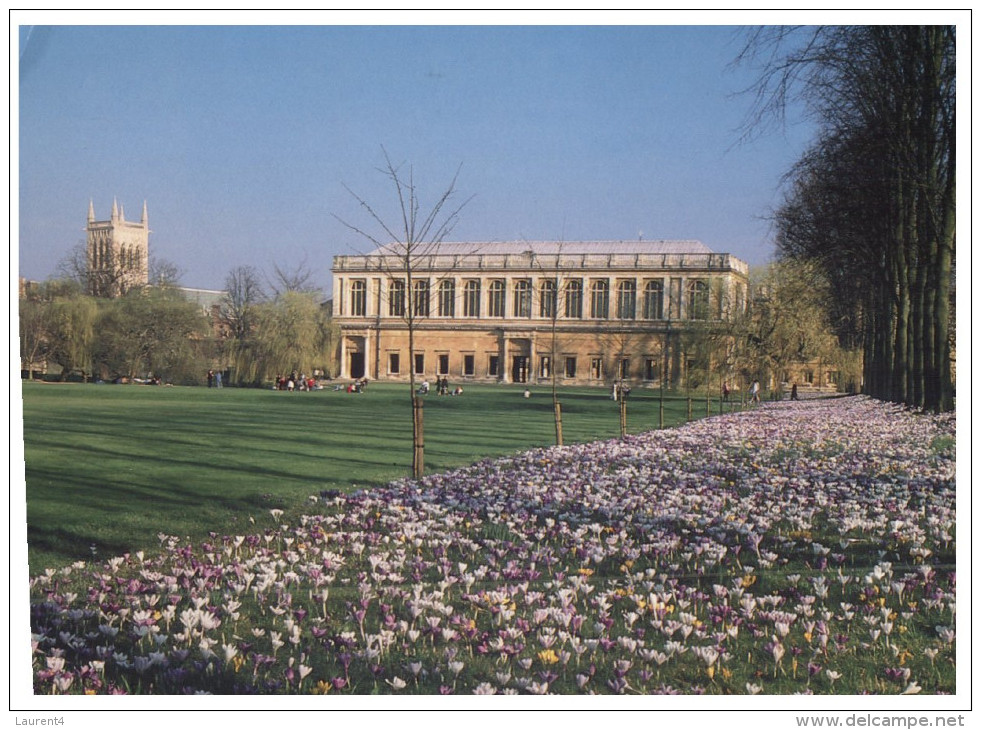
[349,277,717,321]
[89,237,144,272]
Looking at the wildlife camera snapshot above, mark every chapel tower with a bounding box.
[86,198,150,297]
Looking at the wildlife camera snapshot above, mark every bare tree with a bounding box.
[216,265,268,384]
[335,148,473,478]
[149,256,183,288]
[525,244,567,446]
[58,242,132,298]
[57,239,160,298]
[269,255,320,297]
[19,284,55,379]
[221,265,267,340]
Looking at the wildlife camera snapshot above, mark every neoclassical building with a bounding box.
[331,241,749,386]
[86,198,149,296]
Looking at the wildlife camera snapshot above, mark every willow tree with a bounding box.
[94,285,209,384]
[744,260,843,396]
[247,291,334,384]
[46,293,99,382]
[335,149,472,478]
[739,25,955,411]
[19,280,79,379]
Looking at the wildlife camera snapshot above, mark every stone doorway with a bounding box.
[512,355,529,384]
[349,352,365,379]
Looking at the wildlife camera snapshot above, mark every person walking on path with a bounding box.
[750,379,761,404]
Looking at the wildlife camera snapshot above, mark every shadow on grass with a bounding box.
[22,382,720,572]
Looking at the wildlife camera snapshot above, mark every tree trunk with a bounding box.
[554,400,564,446]
[619,394,627,438]
[412,397,425,478]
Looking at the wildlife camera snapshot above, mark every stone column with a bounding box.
[529,334,536,381]
[501,333,510,383]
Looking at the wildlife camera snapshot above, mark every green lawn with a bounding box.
[20,380,727,573]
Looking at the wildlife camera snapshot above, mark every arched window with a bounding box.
[643,280,664,319]
[438,279,455,317]
[463,280,481,317]
[412,279,430,317]
[350,279,367,316]
[513,279,532,318]
[564,279,583,319]
[686,279,709,320]
[488,280,506,317]
[590,279,609,319]
[616,279,636,320]
[388,279,406,317]
[539,278,557,318]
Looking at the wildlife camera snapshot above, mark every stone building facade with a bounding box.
[331,241,749,386]
[86,198,149,296]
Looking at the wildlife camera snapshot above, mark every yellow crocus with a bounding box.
[537,649,560,665]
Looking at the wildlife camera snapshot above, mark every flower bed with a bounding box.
[30,396,956,695]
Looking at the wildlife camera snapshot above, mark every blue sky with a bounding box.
[17,17,830,293]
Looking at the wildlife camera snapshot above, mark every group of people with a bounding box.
[418,377,463,396]
[275,371,319,392]
[720,379,762,403]
[346,378,369,393]
[610,381,632,401]
[204,368,799,404]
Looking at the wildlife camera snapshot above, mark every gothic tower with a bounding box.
[86,198,150,297]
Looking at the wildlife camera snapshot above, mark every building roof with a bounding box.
[178,286,226,311]
[365,240,716,257]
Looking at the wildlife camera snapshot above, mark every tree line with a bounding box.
[19,251,337,387]
[740,25,955,412]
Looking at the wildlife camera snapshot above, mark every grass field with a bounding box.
[26,395,956,696]
[21,380,722,573]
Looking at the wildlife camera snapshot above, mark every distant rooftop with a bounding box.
[365,240,716,257]
[178,286,226,311]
